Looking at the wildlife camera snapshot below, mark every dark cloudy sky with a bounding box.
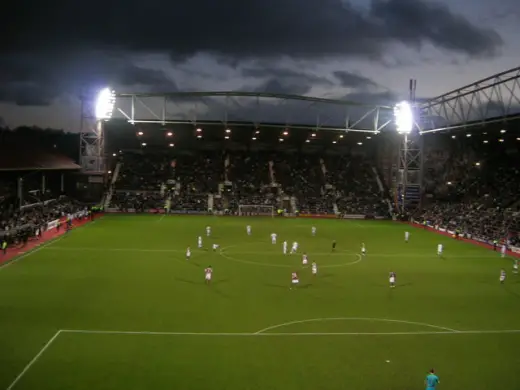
[0,0,518,130]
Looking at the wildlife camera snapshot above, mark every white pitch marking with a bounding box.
[254,317,460,334]
[6,330,62,390]
[158,214,166,223]
[0,237,64,272]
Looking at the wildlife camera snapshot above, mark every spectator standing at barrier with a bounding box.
[1,239,6,255]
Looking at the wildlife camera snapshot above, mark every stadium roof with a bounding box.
[0,149,81,171]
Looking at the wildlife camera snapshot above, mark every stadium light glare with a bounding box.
[452,135,456,139]
[500,129,506,133]
[279,138,283,142]
[137,131,143,136]
[517,137,520,141]
[252,137,257,141]
[357,142,363,145]
[255,130,260,134]
[311,133,316,137]
[483,140,489,144]
[225,129,231,133]
[166,132,173,137]
[366,136,371,139]
[466,134,471,137]
[332,141,337,144]
[447,181,452,185]
[197,135,202,139]
[95,88,116,120]
[305,139,310,143]
[283,131,289,136]
[224,135,230,139]
[108,170,112,174]
[112,153,116,157]
[339,134,344,138]
[498,139,504,142]
[141,143,146,146]
[169,143,174,147]
[393,101,413,134]
[196,128,202,132]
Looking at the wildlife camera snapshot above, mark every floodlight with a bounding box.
[517,137,520,141]
[252,137,256,141]
[366,136,371,139]
[95,88,116,120]
[225,129,231,133]
[332,141,337,144]
[498,139,504,142]
[466,134,471,137]
[108,170,112,174]
[305,139,310,143]
[141,143,146,146]
[197,135,202,139]
[357,142,363,145]
[500,129,506,133]
[311,133,316,137]
[394,101,413,134]
[169,143,174,147]
[224,136,230,139]
[283,131,289,136]
[167,132,173,136]
[196,128,202,132]
[279,138,283,142]
[112,153,116,157]
[483,140,488,144]
[137,131,143,136]
[255,130,260,134]
[339,135,344,138]
[452,135,456,139]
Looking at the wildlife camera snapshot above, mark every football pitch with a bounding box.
[1,215,520,390]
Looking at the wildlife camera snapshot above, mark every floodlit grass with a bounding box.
[0,215,519,390]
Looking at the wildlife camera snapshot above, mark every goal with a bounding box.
[238,205,275,217]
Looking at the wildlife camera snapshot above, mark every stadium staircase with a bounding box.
[103,162,122,209]
[268,160,276,185]
[290,196,298,213]
[320,158,327,177]
[372,166,394,215]
[208,194,214,211]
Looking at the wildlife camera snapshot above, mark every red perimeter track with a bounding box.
[0,216,97,266]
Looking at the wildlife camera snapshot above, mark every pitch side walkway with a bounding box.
[0,217,96,266]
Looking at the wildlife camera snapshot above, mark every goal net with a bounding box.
[238,205,275,217]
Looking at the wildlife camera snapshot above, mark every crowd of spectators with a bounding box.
[0,194,86,245]
[418,135,520,245]
[110,149,388,216]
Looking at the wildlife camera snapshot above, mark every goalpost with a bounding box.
[238,205,275,217]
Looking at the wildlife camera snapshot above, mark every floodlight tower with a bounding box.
[394,82,423,213]
[79,88,116,173]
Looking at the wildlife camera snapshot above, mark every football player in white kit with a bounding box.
[311,226,316,236]
[389,271,396,288]
[437,244,443,257]
[283,240,288,255]
[311,261,317,276]
[290,241,298,254]
[501,244,507,258]
[212,243,220,251]
[206,226,211,237]
[186,246,191,260]
[513,260,518,274]
[205,266,213,284]
[271,233,277,244]
[405,231,410,243]
[361,243,366,256]
[246,225,252,235]
[500,269,506,284]
[197,236,203,249]
[302,253,308,266]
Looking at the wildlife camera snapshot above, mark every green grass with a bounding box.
[1,215,519,390]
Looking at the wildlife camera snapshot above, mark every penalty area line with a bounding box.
[5,330,63,390]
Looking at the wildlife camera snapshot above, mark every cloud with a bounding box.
[254,79,313,96]
[5,0,502,61]
[371,0,502,58]
[0,51,177,106]
[333,71,378,89]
